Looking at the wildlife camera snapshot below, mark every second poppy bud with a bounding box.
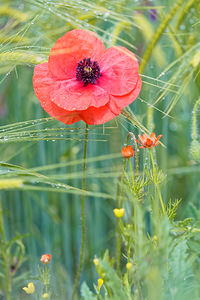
[121,145,134,159]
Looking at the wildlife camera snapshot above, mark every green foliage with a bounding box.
[81,283,96,300]
[0,0,200,299]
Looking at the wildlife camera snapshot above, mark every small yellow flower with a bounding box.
[153,235,158,242]
[22,282,35,294]
[97,278,104,292]
[126,262,132,271]
[113,208,125,218]
[93,258,99,266]
[42,293,49,298]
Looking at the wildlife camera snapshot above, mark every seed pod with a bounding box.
[190,140,200,162]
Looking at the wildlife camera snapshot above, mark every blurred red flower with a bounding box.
[40,254,51,264]
[121,145,134,158]
[135,132,162,149]
[33,30,141,125]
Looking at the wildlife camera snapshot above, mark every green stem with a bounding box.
[116,158,126,275]
[116,219,121,275]
[134,141,139,177]
[149,149,165,214]
[119,159,126,207]
[72,124,88,300]
[128,158,137,242]
[0,198,11,300]
[128,158,135,190]
[44,264,48,293]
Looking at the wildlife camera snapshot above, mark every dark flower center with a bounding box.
[76,58,102,86]
[146,138,153,147]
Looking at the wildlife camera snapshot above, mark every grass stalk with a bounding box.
[139,0,183,73]
[175,0,196,31]
[0,198,11,300]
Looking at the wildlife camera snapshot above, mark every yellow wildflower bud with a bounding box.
[126,262,132,271]
[153,235,158,242]
[22,282,35,294]
[93,258,99,266]
[113,208,125,218]
[42,293,49,298]
[97,278,104,291]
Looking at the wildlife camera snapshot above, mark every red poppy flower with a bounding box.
[33,30,142,125]
[135,132,162,149]
[40,254,51,264]
[121,145,134,158]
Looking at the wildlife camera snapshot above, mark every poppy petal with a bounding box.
[33,63,81,124]
[138,134,148,144]
[155,134,162,145]
[80,104,118,125]
[150,132,156,142]
[99,46,140,96]
[108,75,142,114]
[135,139,142,145]
[51,79,109,111]
[48,29,105,80]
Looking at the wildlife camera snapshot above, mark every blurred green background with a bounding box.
[0,0,200,298]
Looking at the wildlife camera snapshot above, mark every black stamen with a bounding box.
[76,58,102,86]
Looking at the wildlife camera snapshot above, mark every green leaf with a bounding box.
[81,282,97,300]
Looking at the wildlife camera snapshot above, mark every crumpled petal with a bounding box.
[80,104,119,125]
[51,79,109,111]
[99,46,140,96]
[108,75,142,114]
[48,29,105,80]
[33,63,81,124]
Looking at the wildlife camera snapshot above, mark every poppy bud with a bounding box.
[121,145,134,159]
[190,140,200,162]
[40,254,52,264]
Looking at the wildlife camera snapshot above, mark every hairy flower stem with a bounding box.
[128,158,135,190]
[119,159,127,207]
[116,219,122,275]
[116,159,126,275]
[0,198,11,300]
[134,141,139,177]
[149,150,165,214]
[72,124,88,300]
[44,264,49,293]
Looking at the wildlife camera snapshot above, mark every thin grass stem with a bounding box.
[139,0,183,73]
[0,198,11,300]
